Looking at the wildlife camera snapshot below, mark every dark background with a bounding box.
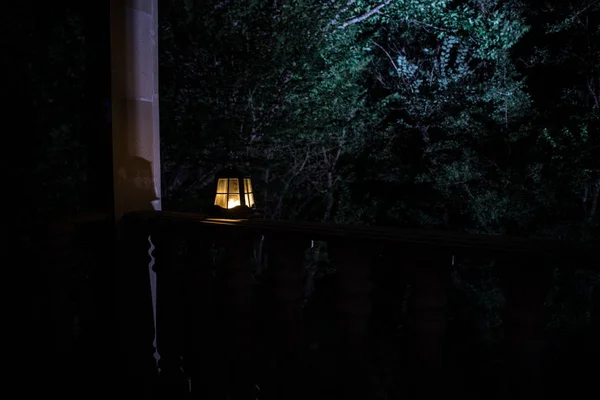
[5,0,598,398]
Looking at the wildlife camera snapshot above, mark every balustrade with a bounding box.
[117,211,599,400]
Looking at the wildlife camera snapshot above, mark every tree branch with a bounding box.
[326,0,357,29]
[588,77,599,110]
[371,40,400,76]
[337,0,392,29]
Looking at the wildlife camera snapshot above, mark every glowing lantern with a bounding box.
[214,169,255,211]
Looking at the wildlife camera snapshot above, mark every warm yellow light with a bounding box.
[228,198,240,209]
[214,175,255,210]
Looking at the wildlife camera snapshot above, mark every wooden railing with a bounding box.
[118,210,599,400]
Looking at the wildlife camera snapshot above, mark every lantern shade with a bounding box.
[214,170,255,210]
[244,178,255,208]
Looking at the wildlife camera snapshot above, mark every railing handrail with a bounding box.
[122,210,599,265]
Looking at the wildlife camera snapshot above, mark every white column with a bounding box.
[110,0,161,220]
[110,0,162,370]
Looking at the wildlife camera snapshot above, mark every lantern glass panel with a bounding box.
[245,193,254,208]
[216,178,228,193]
[244,178,252,194]
[229,178,239,194]
[214,194,227,208]
[227,194,240,209]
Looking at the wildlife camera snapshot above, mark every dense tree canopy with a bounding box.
[159,0,598,241]
[515,0,600,240]
[8,0,597,239]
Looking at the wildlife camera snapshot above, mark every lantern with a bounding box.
[213,169,255,212]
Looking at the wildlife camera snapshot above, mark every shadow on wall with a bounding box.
[115,155,159,214]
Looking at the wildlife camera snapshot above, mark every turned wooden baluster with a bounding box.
[328,240,374,399]
[498,257,552,399]
[152,228,189,398]
[263,236,309,400]
[407,252,450,396]
[219,233,259,400]
[118,215,158,397]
